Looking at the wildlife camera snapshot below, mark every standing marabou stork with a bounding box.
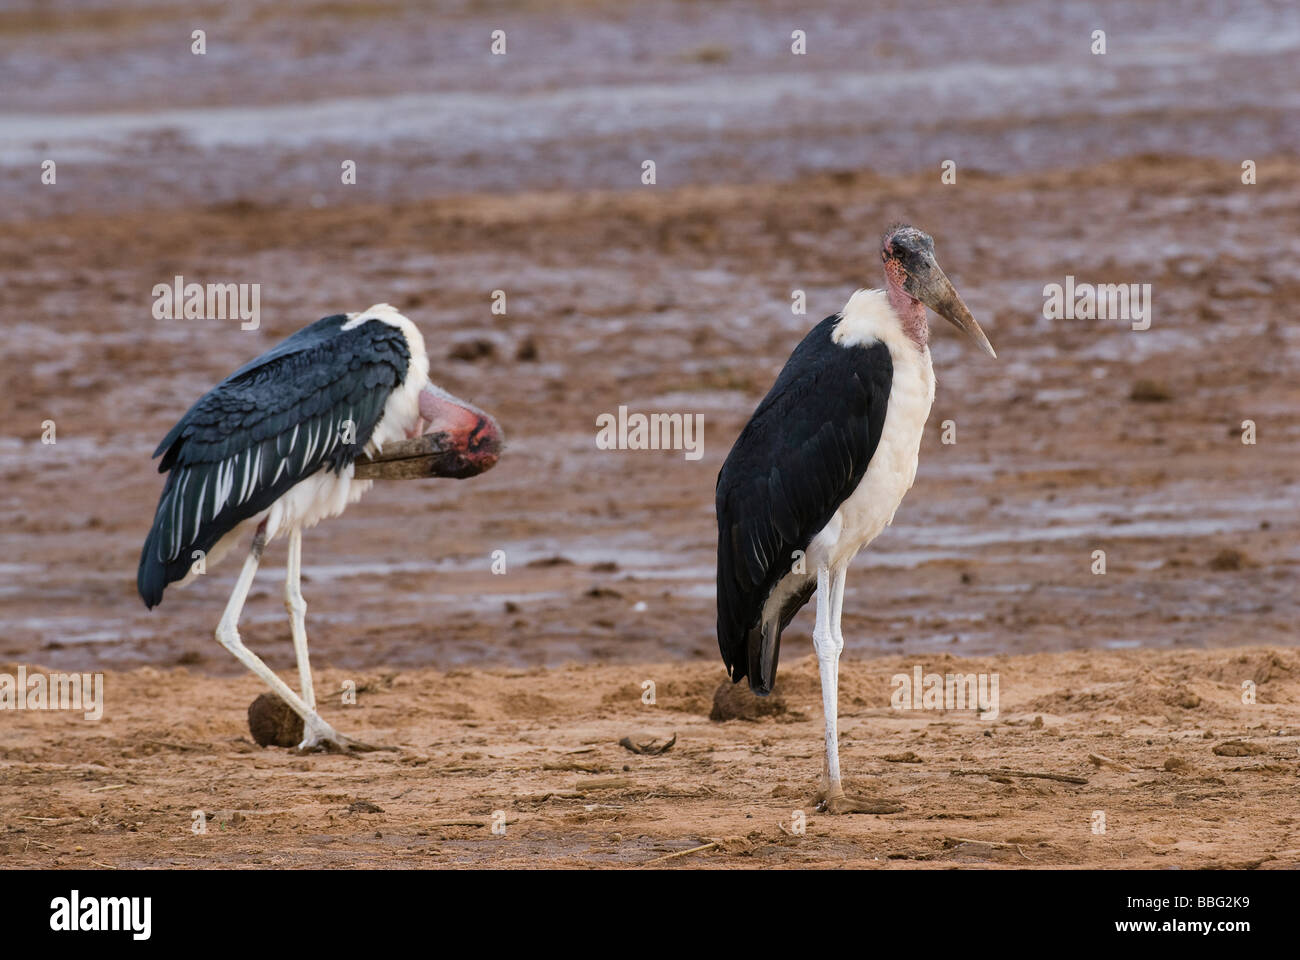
[138,303,502,752]
[715,225,995,812]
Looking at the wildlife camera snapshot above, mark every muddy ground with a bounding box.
[1,0,1299,868]
[2,648,1298,868]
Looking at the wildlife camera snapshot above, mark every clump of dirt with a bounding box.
[515,336,539,362]
[1212,740,1265,757]
[1027,675,1208,718]
[500,691,561,719]
[247,692,303,747]
[601,676,716,715]
[448,339,496,362]
[1208,548,1250,571]
[1163,685,1201,709]
[710,678,787,721]
[1195,651,1294,686]
[1129,379,1173,402]
[883,751,923,763]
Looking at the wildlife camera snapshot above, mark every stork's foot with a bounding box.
[295,720,397,755]
[815,787,903,815]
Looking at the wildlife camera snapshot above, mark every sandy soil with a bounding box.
[2,647,1297,868]
[2,0,1299,870]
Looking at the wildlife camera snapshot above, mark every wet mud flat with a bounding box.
[1,0,1298,870]
[2,156,1298,675]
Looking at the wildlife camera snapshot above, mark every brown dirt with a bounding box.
[5,154,1299,869]
[2,647,1297,868]
[3,0,1299,871]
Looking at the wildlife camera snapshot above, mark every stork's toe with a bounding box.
[295,722,397,755]
[816,789,903,815]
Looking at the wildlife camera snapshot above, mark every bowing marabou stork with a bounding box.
[716,225,996,813]
[138,304,502,752]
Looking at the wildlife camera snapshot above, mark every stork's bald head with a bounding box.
[413,385,504,478]
[882,223,996,359]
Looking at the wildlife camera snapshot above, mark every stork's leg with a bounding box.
[811,565,842,792]
[815,564,902,815]
[216,525,392,754]
[829,565,847,649]
[284,528,315,710]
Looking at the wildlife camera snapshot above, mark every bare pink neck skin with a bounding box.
[884,259,929,351]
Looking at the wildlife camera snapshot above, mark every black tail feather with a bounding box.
[744,577,816,695]
[137,525,167,609]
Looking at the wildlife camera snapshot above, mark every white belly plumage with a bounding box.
[808,341,934,571]
[761,288,936,625]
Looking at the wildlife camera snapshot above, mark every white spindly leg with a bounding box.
[811,566,842,797]
[216,528,391,753]
[284,527,315,710]
[815,564,901,815]
[829,566,847,657]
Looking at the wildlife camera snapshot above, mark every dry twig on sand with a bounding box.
[644,841,719,864]
[952,767,1088,785]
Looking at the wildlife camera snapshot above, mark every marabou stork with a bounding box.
[138,303,502,752]
[715,225,995,812]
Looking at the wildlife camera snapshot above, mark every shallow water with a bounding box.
[5,0,1300,216]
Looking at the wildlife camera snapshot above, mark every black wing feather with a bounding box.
[138,315,412,608]
[716,314,892,691]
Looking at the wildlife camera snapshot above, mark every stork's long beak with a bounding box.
[914,260,996,359]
